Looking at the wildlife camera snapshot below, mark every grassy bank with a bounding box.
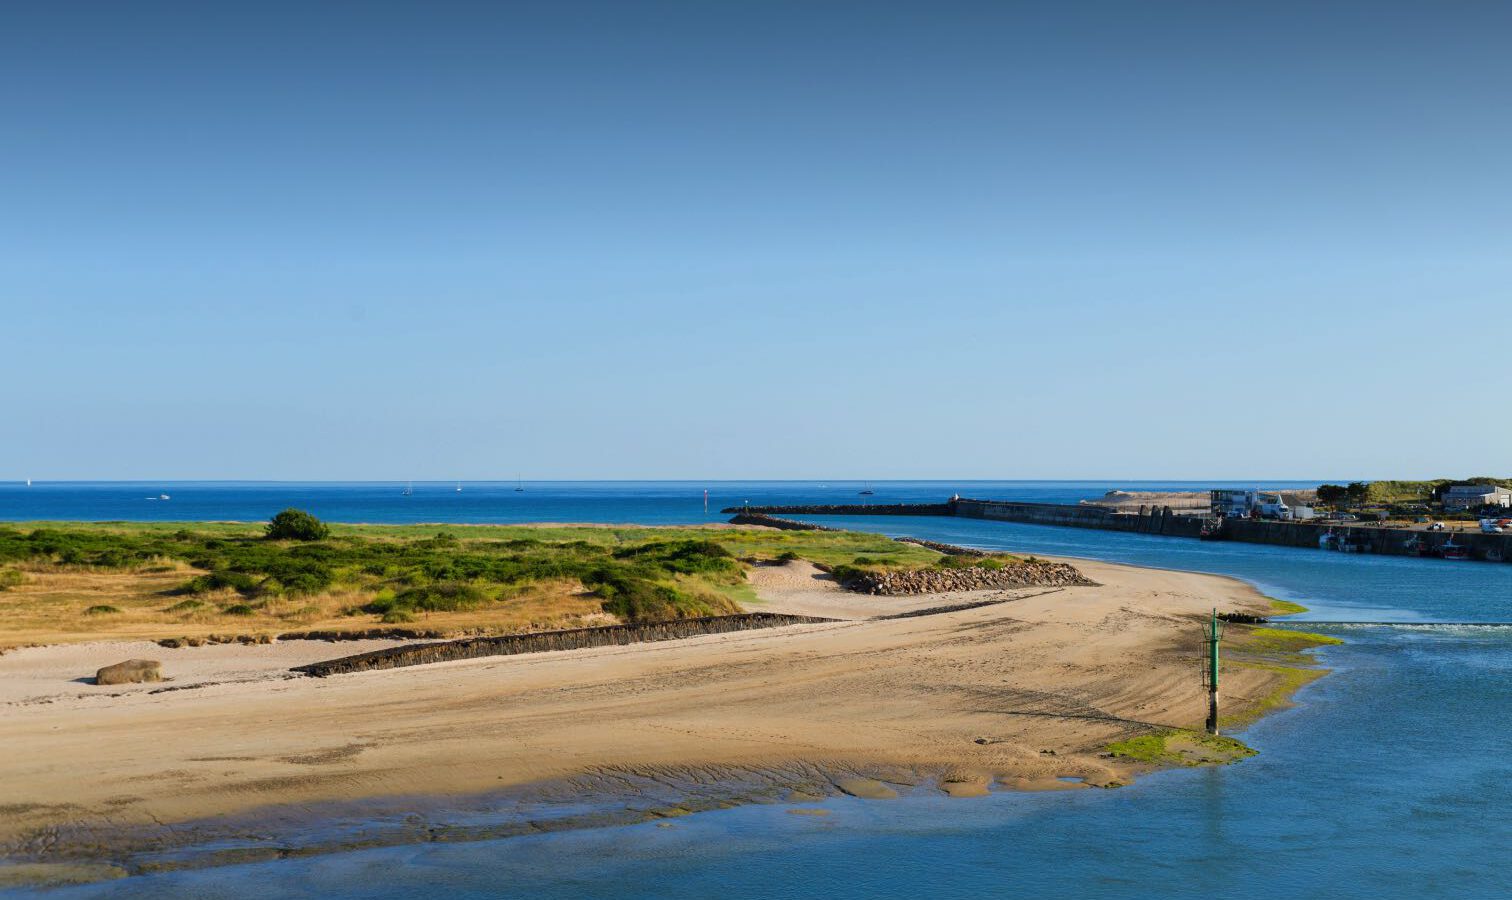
[0,519,974,647]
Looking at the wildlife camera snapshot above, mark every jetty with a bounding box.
[724,499,1512,564]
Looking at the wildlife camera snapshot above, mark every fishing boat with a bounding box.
[1440,539,1469,561]
[159,494,170,501]
[1199,519,1227,541]
[1319,530,1339,550]
[402,481,413,496]
[1403,535,1428,556]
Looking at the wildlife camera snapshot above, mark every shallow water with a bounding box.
[13,482,1512,899]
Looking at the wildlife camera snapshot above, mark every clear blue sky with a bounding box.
[3,1,1509,480]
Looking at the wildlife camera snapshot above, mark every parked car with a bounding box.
[1427,522,1445,531]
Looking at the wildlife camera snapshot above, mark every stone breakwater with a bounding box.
[894,537,986,556]
[842,560,1096,595]
[727,512,838,531]
[292,613,836,677]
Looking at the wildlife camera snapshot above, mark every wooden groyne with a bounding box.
[292,613,836,677]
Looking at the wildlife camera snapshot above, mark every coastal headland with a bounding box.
[0,520,1334,886]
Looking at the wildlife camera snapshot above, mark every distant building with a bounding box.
[1443,484,1512,511]
[1211,488,1313,520]
[1210,489,1256,517]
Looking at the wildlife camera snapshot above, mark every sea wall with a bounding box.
[292,613,836,677]
[952,499,1204,537]
[722,498,1512,564]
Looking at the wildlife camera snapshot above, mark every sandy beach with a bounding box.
[0,557,1309,880]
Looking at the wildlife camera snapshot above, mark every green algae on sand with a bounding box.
[1105,730,1257,768]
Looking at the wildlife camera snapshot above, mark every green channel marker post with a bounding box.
[1205,608,1221,735]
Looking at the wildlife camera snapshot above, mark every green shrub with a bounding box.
[775,551,800,562]
[381,609,416,624]
[0,568,25,590]
[164,599,205,613]
[84,605,121,615]
[177,570,263,596]
[828,564,864,585]
[265,509,330,541]
[361,581,489,614]
[222,604,256,616]
[583,571,692,621]
[613,540,739,577]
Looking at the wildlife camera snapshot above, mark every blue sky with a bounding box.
[3,1,1509,480]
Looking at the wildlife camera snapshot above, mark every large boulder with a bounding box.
[95,659,162,686]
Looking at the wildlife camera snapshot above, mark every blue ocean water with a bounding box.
[18,482,1512,899]
[0,480,1314,526]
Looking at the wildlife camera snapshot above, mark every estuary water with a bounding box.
[15,482,1512,899]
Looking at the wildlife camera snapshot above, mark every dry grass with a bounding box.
[0,567,617,649]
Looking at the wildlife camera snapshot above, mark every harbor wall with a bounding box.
[727,498,1512,563]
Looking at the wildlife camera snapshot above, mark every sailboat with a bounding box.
[402,481,413,496]
[515,474,525,493]
[858,482,874,496]
[456,481,462,493]
[24,478,30,487]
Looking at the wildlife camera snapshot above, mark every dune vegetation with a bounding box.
[0,512,962,646]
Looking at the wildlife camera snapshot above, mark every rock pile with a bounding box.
[156,634,275,648]
[841,560,1095,595]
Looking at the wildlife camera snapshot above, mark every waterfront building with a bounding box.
[1443,484,1512,511]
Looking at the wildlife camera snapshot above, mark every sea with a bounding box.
[7,481,1511,899]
